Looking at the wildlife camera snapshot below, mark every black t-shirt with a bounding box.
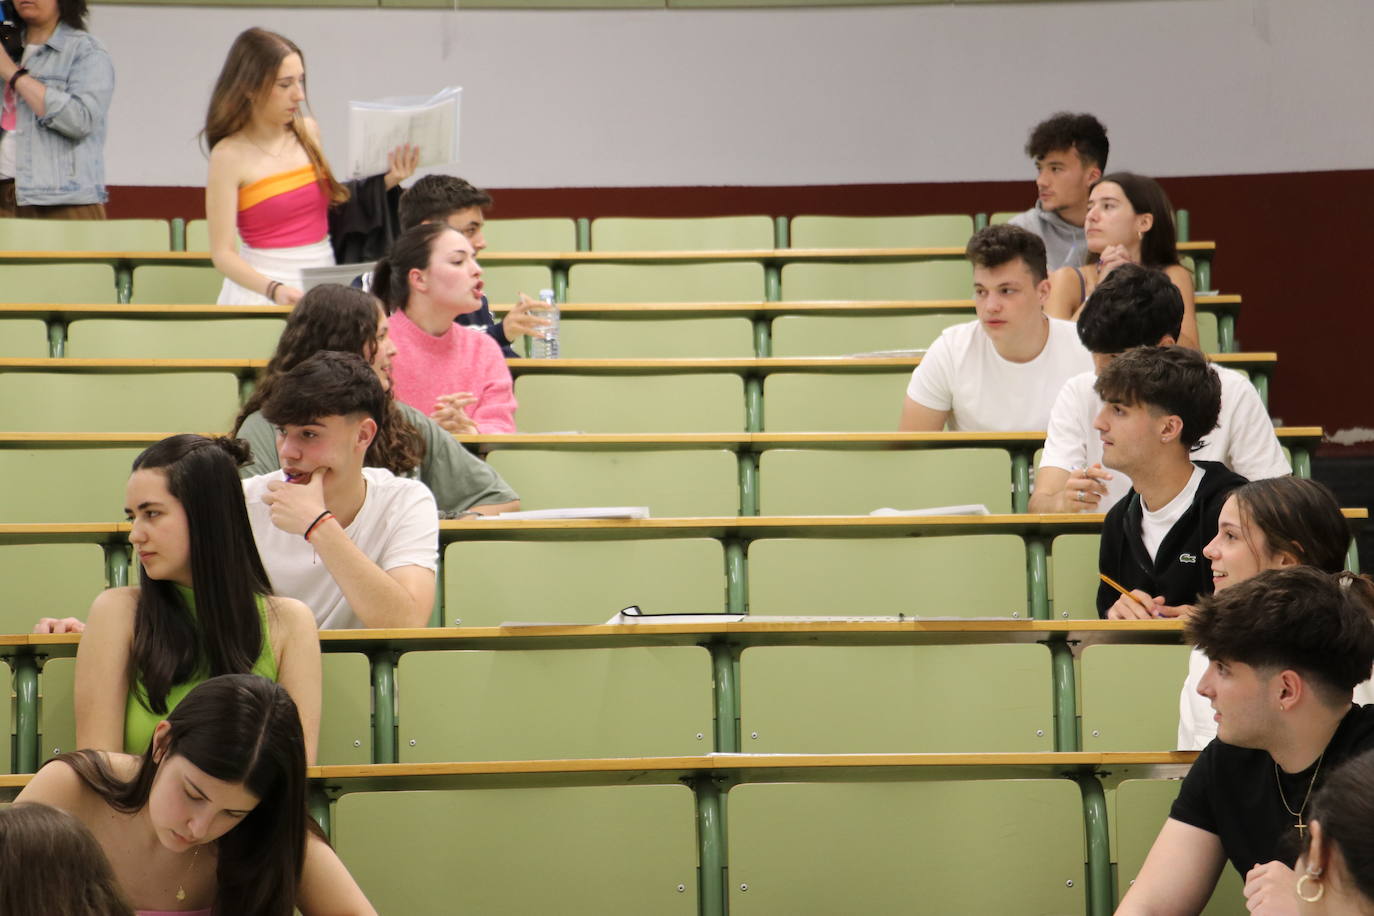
[1170,704,1374,877]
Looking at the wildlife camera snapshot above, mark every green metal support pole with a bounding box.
[1026,536,1050,620]
[1048,640,1079,751]
[46,320,66,358]
[237,373,256,406]
[764,264,781,302]
[1254,371,1269,410]
[103,544,130,588]
[170,217,187,252]
[308,787,333,840]
[1219,314,1236,353]
[371,651,398,764]
[429,557,445,627]
[724,539,748,615]
[691,775,728,916]
[710,642,741,753]
[1348,536,1361,575]
[744,377,763,433]
[14,655,39,773]
[1195,256,1212,293]
[973,213,989,231]
[1011,450,1031,514]
[115,263,133,304]
[752,317,771,359]
[1175,209,1190,243]
[575,218,591,251]
[773,215,789,249]
[1292,446,1312,480]
[1077,776,1115,916]
[736,452,758,517]
[553,265,569,302]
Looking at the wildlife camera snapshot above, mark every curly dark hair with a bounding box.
[398,175,492,232]
[1025,112,1109,170]
[235,284,423,475]
[965,224,1048,284]
[1093,345,1220,450]
[1077,264,1184,353]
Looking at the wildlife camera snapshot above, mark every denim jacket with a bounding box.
[4,23,114,205]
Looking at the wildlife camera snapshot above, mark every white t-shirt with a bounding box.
[1039,365,1291,513]
[243,467,439,630]
[1178,649,1374,750]
[905,317,1092,431]
[1139,466,1204,562]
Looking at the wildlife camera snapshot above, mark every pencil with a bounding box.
[1099,573,1133,598]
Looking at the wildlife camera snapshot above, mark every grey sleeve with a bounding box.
[234,411,282,479]
[1006,209,1040,234]
[404,402,519,512]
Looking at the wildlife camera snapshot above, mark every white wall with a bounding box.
[94,0,1372,188]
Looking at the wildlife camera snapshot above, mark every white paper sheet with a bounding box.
[346,87,462,179]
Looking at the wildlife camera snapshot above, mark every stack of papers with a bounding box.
[869,504,990,517]
[486,507,650,520]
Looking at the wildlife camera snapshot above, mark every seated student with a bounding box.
[1008,112,1109,271]
[395,174,548,358]
[1045,172,1200,350]
[0,803,135,915]
[374,221,518,434]
[1116,568,1374,916]
[33,435,320,763]
[1031,264,1288,514]
[234,283,519,517]
[1282,750,1374,915]
[245,351,439,630]
[15,674,377,914]
[1179,477,1374,750]
[1094,346,1246,619]
[899,224,1093,432]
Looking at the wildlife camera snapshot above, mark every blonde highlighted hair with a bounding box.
[202,27,348,204]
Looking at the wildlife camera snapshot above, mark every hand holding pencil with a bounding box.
[1100,573,1171,620]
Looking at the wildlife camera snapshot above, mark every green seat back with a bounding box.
[1051,534,1101,620]
[185,220,209,251]
[515,374,745,432]
[0,447,140,522]
[335,785,697,915]
[0,545,109,634]
[770,313,965,356]
[729,779,1084,915]
[396,647,712,761]
[789,214,974,248]
[748,536,1026,618]
[1116,779,1247,913]
[1,265,117,303]
[38,656,76,762]
[740,644,1053,752]
[557,317,754,358]
[129,266,226,305]
[66,317,284,359]
[0,372,240,433]
[1081,645,1192,751]
[482,218,576,252]
[989,212,1019,226]
[1197,311,1220,354]
[487,449,739,516]
[762,372,910,431]
[0,218,170,251]
[758,448,1011,514]
[480,265,552,312]
[566,263,765,302]
[319,652,372,766]
[0,318,49,356]
[591,216,773,251]
[781,262,972,301]
[444,538,726,626]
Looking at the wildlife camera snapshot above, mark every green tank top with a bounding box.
[123,584,278,754]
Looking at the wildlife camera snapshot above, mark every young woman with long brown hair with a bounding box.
[202,28,414,306]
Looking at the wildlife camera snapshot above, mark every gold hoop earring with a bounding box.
[1297,871,1325,903]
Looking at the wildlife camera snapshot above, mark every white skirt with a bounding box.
[217,237,335,305]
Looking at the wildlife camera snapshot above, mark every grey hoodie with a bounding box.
[1008,202,1087,271]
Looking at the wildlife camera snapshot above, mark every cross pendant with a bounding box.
[1295,820,1307,838]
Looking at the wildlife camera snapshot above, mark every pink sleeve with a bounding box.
[471,336,518,434]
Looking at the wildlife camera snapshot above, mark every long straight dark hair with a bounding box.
[129,435,269,713]
[1091,171,1180,269]
[56,675,311,916]
[234,284,425,474]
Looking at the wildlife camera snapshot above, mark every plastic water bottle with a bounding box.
[530,288,560,359]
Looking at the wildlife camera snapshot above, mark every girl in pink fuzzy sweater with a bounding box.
[373,222,517,434]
